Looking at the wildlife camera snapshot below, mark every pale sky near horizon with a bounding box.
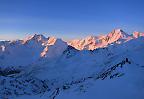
[0,0,144,40]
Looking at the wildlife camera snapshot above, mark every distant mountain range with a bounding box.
[0,29,143,67]
[69,29,144,50]
[0,29,144,99]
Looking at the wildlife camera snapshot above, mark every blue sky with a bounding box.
[0,0,144,40]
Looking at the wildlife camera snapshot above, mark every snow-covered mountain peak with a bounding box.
[69,29,133,50]
[41,38,68,58]
[39,37,68,57]
[22,34,48,44]
[133,31,144,38]
[54,38,67,46]
[107,29,129,39]
[0,34,69,66]
[32,34,47,41]
[47,36,57,45]
[44,36,67,46]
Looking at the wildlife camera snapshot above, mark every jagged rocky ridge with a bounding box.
[69,29,144,50]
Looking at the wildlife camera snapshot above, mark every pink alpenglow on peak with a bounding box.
[133,31,144,38]
[69,29,143,50]
[47,37,57,46]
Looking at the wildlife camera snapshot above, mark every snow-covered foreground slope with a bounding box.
[0,30,144,99]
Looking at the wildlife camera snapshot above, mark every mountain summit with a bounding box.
[69,29,143,50]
